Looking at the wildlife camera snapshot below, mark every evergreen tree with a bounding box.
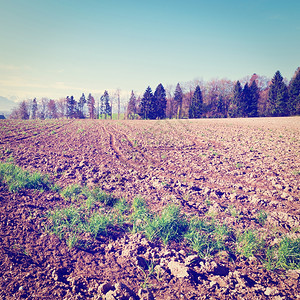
[32,98,38,119]
[216,95,226,117]
[78,93,86,118]
[100,91,111,119]
[148,94,158,119]
[127,90,137,119]
[229,81,243,117]
[66,96,73,118]
[139,86,154,119]
[87,93,96,119]
[241,83,250,117]
[104,91,112,119]
[154,83,167,119]
[288,67,300,115]
[248,80,259,117]
[269,71,289,116]
[71,96,77,118]
[189,85,203,118]
[174,83,183,118]
[99,94,104,119]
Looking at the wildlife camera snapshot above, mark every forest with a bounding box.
[9,68,300,120]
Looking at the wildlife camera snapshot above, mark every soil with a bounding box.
[0,117,299,299]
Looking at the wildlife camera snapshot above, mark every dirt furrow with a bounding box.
[0,120,74,145]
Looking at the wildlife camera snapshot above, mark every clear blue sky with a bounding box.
[0,0,299,101]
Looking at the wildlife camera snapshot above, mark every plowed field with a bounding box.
[0,117,299,299]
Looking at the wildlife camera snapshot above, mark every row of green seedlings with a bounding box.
[0,159,299,270]
[47,185,127,249]
[0,159,60,193]
[126,198,300,270]
[48,184,300,271]
[47,185,231,255]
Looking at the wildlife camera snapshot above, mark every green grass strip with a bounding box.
[0,161,51,192]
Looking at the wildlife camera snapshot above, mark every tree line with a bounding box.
[10,91,114,120]
[10,68,300,120]
[127,68,300,119]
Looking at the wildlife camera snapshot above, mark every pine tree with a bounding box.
[99,94,104,119]
[216,96,225,117]
[248,80,259,117]
[228,81,243,117]
[174,83,183,119]
[87,93,95,119]
[78,93,86,118]
[154,83,167,119]
[241,83,251,117]
[104,91,112,119]
[148,94,158,119]
[71,96,78,118]
[127,90,137,119]
[139,86,154,119]
[31,98,38,119]
[100,91,111,119]
[269,71,289,116]
[288,67,300,115]
[189,85,203,118]
[66,96,72,118]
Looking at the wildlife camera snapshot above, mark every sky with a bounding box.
[0,0,299,104]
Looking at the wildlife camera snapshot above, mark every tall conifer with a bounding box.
[248,80,259,117]
[269,71,289,116]
[127,90,137,119]
[241,83,250,117]
[139,86,153,119]
[229,81,243,117]
[288,67,300,115]
[78,93,86,118]
[154,83,167,119]
[100,91,111,119]
[174,83,183,119]
[189,85,203,118]
[66,96,77,118]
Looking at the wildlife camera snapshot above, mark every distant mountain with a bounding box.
[0,96,18,115]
